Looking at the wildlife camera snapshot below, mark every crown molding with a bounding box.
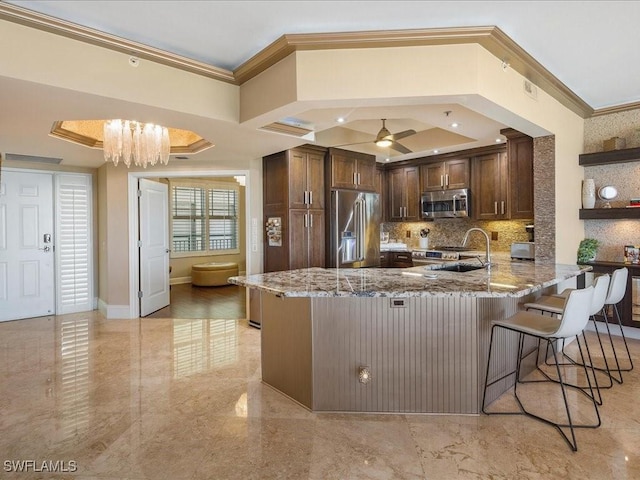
[0,3,594,118]
[592,101,640,117]
[234,26,594,118]
[0,2,236,84]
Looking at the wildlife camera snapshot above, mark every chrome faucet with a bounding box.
[461,228,491,268]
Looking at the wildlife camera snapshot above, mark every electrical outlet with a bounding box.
[491,231,499,241]
[406,230,411,238]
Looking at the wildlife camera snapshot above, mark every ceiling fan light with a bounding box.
[376,139,392,148]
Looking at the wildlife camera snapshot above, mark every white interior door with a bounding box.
[0,171,55,321]
[139,178,170,316]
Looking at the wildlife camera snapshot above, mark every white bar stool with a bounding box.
[482,286,599,452]
[596,267,633,383]
[523,274,612,403]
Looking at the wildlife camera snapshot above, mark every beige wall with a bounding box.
[0,19,239,123]
[583,108,640,262]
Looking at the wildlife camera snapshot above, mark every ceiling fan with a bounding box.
[335,119,417,154]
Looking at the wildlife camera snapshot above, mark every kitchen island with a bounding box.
[230,256,589,414]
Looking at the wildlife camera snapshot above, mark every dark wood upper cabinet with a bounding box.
[387,166,420,222]
[502,128,534,219]
[327,147,376,192]
[420,158,469,192]
[288,147,325,210]
[472,152,509,220]
[264,146,325,211]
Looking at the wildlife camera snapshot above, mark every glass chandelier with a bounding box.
[103,119,170,168]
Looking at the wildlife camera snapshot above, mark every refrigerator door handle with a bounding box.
[357,197,366,261]
[334,191,340,268]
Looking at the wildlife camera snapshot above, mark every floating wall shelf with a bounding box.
[579,208,640,220]
[579,147,640,166]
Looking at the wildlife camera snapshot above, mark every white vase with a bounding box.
[582,179,596,209]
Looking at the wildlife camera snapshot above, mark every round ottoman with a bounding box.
[191,262,239,287]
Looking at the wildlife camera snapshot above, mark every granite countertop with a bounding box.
[229,255,591,298]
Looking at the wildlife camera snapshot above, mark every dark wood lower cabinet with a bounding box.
[380,251,413,268]
[587,261,640,328]
[390,251,413,268]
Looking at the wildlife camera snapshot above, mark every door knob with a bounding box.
[39,246,51,252]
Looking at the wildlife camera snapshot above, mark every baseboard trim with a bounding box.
[98,299,134,319]
[170,276,192,285]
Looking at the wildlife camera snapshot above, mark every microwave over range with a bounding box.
[421,188,469,219]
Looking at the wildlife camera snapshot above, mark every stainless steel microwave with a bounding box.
[421,188,469,219]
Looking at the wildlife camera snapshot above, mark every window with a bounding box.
[171,181,239,256]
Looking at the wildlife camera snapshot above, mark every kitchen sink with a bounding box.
[435,264,486,273]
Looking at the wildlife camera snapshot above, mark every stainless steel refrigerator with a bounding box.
[328,189,381,268]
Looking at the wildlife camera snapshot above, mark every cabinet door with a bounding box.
[387,168,406,221]
[375,167,387,222]
[420,162,446,192]
[444,159,470,190]
[387,167,420,221]
[307,209,325,268]
[473,152,508,220]
[379,251,390,268]
[404,167,421,221]
[288,150,308,209]
[263,152,289,212]
[507,136,534,219]
[330,152,358,189]
[306,151,325,209]
[356,157,377,192]
[288,209,309,270]
[391,252,413,268]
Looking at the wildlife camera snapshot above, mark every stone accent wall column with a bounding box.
[533,136,556,262]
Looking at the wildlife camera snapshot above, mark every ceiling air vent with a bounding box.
[260,121,313,138]
[5,153,63,164]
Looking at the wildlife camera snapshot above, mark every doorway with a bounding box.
[128,170,251,319]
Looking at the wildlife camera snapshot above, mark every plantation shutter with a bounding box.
[55,174,93,314]
[172,186,205,252]
[208,187,238,251]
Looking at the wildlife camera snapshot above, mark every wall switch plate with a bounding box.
[406,230,411,238]
[491,231,499,241]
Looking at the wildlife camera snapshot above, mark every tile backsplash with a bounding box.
[582,107,640,262]
[382,218,532,252]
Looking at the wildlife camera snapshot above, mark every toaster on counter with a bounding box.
[511,242,535,260]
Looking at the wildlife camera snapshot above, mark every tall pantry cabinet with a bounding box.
[263,146,326,272]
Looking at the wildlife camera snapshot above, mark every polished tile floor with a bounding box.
[1,312,639,479]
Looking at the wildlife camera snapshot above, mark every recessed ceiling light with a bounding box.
[433,149,439,154]
[337,117,346,123]
[450,122,459,128]
[385,158,390,162]
[495,138,503,143]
